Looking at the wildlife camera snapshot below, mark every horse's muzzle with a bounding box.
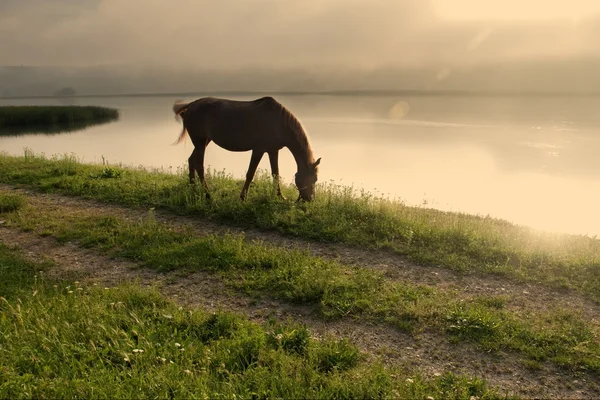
[297,194,313,202]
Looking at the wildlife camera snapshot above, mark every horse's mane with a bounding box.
[269,98,316,167]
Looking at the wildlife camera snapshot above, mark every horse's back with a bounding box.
[215,96,278,110]
[186,96,279,115]
[185,96,288,151]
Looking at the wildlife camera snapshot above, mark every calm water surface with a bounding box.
[2,94,600,236]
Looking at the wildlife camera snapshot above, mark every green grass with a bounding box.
[1,151,599,301]
[0,243,51,300]
[0,106,119,135]
[2,200,599,374]
[0,244,507,399]
[0,192,26,213]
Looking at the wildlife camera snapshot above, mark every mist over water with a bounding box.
[2,94,600,237]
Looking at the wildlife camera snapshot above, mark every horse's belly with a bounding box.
[210,134,282,153]
[211,136,254,152]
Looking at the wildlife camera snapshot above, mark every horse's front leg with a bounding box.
[268,150,286,200]
[240,150,264,201]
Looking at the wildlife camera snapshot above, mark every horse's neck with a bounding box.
[286,135,314,172]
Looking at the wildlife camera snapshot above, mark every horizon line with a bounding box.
[3,89,600,100]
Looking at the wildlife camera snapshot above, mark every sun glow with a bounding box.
[432,0,600,22]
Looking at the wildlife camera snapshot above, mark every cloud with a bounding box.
[0,0,443,67]
[0,0,599,68]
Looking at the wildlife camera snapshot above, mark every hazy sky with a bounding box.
[1,0,600,68]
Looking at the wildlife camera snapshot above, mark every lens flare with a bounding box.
[388,101,411,120]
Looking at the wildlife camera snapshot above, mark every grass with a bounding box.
[0,106,119,135]
[2,196,599,374]
[0,192,25,213]
[0,243,507,399]
[0,151,599,301]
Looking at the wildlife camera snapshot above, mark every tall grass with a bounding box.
[0,243,506,399]
[0,106,119,135]
[1,151,599,299]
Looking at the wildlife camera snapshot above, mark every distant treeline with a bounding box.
[0,105,119,127]
[3,58,600,97]
[0,105,119,136]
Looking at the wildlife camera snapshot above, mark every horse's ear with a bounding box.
[313,158,321,168]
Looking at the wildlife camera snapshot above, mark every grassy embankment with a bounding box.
[0,233,505,398]
[0,106,119,135]
[0,150,599,302]
[1,186,599,376]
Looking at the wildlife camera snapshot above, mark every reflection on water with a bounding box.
[1,94,600,236]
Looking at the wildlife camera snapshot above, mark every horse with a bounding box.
[172,96,321,201]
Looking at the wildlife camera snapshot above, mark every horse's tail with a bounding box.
[172,100,191,145]
[173,100,190,122]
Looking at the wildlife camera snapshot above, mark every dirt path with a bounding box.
[1,185,598,399]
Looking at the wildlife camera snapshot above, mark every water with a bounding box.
[2,94,600,236]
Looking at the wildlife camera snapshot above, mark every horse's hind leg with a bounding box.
[189,142,211,200]
[240,150,264,201]
[268,150,285,200]
[188,149,198,184]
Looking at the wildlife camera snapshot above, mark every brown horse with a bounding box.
[172,96,321,201]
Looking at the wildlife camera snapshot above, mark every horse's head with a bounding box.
[295,157,321,202]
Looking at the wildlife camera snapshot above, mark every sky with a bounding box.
[1,0,600,69]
